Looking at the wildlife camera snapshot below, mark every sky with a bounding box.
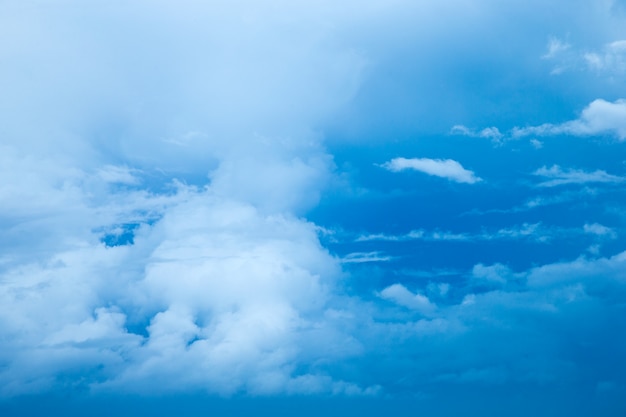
[1,0,626,415]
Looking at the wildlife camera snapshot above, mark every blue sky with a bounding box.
[1,1,626,415]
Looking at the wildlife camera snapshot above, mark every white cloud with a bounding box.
[2,0,626,405]
[541,37,626,76]
[0,187,371,397]
[379,284,437,316]
[356,230,425,242]
[542,36,571,59]
[381,157,482,184]
[97,165,142,185]
[584,40,626,72]
[472,263,509,284]
[533,165,624,187]
[341,252,393,263]
[356,223,560,244]
[583,223,617,238]
[451,125,504,142]
[526,250,626,289]
[512,99,626,140]
[471,263,525,287]
[0,0,376,397]
[457,99,626,143]
[541,36,575,74]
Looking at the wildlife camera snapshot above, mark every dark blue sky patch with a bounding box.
[98,223,141,247]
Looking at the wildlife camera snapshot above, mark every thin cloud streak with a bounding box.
[533,165,625,187]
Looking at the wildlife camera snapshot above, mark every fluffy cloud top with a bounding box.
[512,99,626,140]
[0,0,372,397]
[454,99,626,142]
[381,157,481,184]
[379,284,436,316]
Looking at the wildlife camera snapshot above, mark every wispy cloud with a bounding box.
[341,252,393,263]
[541,37,626,76]
[542,36,571,60]
[381,157,481,184]
[97,165,142,185]
[356,223,559,243]
[450,125,504,142]
[533,165,624,187]
[584,40,626,73]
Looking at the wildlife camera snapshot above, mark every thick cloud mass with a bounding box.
[2,0,626,414]
[0,186,366,396]
[0,0,368,396]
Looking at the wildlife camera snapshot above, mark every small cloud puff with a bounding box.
[451,125,503,142]
[381,157,482,184]
[379,284,437,316]
[583,223,617,238]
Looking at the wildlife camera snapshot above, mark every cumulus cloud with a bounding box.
[0,0,375,397]
[472,263,511,284]
[381,157,482,184]
[0,185,371,397]
[455,99,626,143]
[533,165,624,187]
[526,250,626,290]
[379,284,437,316]
[350,250,626,401]
[2,0,626,409]
[512,99,626,140]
